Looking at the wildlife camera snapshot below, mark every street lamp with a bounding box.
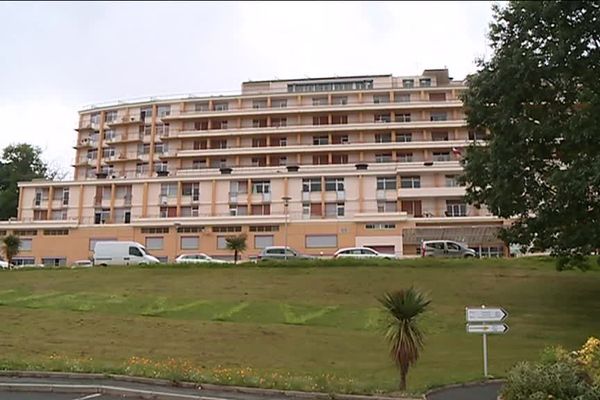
[282,196,291,261]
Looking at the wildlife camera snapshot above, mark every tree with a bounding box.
[0,144,55,220]
[2,234,21,268]
[225,234,247,264]
[378,287,431,391]
[460,1,600,269]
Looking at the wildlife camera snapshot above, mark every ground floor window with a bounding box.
[254,235,274,249]
[41,257,66,267]
[12,257,35,266]
[305,234,337,248]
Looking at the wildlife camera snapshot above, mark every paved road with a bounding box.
[426,381,503,400]
[2,394,126,400]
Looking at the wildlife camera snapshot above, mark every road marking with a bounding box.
[72,394,101,400]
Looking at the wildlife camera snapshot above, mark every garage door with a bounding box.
[365,245,395,254]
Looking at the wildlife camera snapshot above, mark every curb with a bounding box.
[0,371,423,400]
[424,379,505,398]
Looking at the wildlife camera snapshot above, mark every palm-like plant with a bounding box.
[2,234,21,268]
[378,287,431,391]
[225,234,247,264]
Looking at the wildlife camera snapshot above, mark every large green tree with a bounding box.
[460,1,600,268]
[0,144,52,220]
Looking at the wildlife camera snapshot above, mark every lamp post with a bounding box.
[282,196,291,261]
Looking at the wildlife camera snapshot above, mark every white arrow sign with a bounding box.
[466,307,508,322]
[466,323,509,334]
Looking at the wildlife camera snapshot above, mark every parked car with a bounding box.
[421,240,477,258]
[257,246,315,261]
[0,258,11,269]
[333,247,397,260]
[175,253,229,264]
[93,241,160,266]
[71,259,94,268]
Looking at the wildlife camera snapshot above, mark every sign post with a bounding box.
[466,305,509,377]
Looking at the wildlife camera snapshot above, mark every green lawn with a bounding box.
[0,257,599,395]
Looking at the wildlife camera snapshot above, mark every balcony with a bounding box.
[169,118,467,140]
[397,186,466,198]
[108,115,142,127]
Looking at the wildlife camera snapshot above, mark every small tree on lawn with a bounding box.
[379,287,431,391]
[2,234,21,268]
[225,234,247,264]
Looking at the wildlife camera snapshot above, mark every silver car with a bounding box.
[257,246,315,261]
[421,240,477,258]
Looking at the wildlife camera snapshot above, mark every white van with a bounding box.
[93,241,160,266]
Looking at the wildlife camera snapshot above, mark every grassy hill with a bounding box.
[0,257,598,395]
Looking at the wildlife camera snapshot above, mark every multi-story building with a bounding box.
[0,69,505,266]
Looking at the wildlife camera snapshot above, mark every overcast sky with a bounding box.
[0,1,497,177]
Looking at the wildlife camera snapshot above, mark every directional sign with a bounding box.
[466,323,509,334]
[466,307,508,322]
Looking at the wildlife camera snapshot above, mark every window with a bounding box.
[396,113,411,122]
[252,119,267,128]
[181,236,199,250]
[377,177,397,190]
[445,175,459,187]
[51,210,68,221]
[214,102,229,111]
[469,130,487,140]
[194,121,209,131]
[129,246,143,257]
[252,138,267,147]
[43,229,68,236]
[20,238,32,251]
[249,225,279,232]
[145,237,164,250]
[396,132,412,142]
[160,183,178,198]
[395,93,411,103]
[213,120,228,129]
[252,181,270,194]
[41,258,66,267]
[103,147,116,158]
[252,100,267,109]
[400,176,421,189]
[272,99,287,108]
[312,97,328,106]
[159,207,177,218]
[104,129,116,141]
[303,203,322,218]
[375,153,393,163]
[90,112,100,124]
[377,201,397,213]
[419,78,432,87]
[277,156,288,166]
[332,135,348,144]
[331,115,348,124]
[402,79,414,88]
[251,157,266,166]
[430,112,448,121]
[212,226,242,233]
[274,137,287,146]
[14,230,37,236]
[401,200,422,217]
[373,95,389,104]
[181,182,199,197]
[312,154,328,165]
[154,142,167,154]
[12,257,35,266]
[177,226,203,233]
[429,92,447,101]
[324,202,343,218]
[87,149,98,160]
[140,107,152,120]
[211,139,227,149]
[139,143,150,155]
[325,177,344,191]
[229,205,248,216]
[62,188,70,205]
[251,204,271,215]
[271,117,287,127]
[141,227,169,234]
[331,154,348,164]
[194,102,209,112]
[302,178,322,192]
[312,116,328,125]
[432,131,449,141]
[217,236,229,249]
[157,105,171,117]
[375,132,392,143]
[332,96,348,105]
[433,152,451,161]
[446,200,467,217]
[305,234,337,248]
[254,235,274,249]
[192,159,206,169]
[288,80,372,93]
[366,223,396,230]
[313,136,329,145]
[374,113,391,123]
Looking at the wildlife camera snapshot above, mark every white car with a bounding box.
[175,253,229,264]
[333,247,397,260]
[0,259,11,269]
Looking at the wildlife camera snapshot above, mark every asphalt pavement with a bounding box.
[2,394,126,400]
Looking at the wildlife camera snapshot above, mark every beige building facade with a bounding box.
[1,69,505,266]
